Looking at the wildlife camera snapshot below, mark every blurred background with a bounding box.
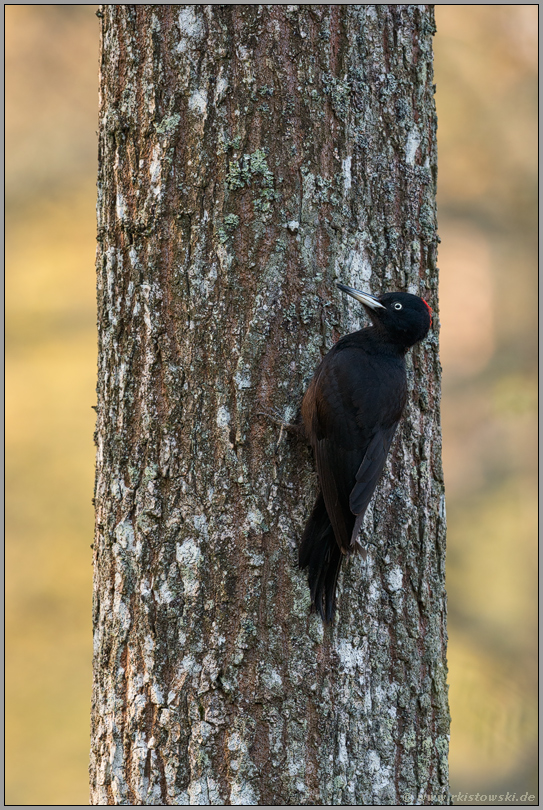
[5,5,537,805]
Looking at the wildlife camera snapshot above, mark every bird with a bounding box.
[298,283,432,623]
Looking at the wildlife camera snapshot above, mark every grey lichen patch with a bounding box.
[227,717,260,805]
[220,134,243,154]
[177,5,205,52]
[223,213,240,230]
[218,213,240,243]
[226,149,273,190]
[322,73,351,120]
[225,148,281,214]
[155,113,181,136]
[259,663,284,697]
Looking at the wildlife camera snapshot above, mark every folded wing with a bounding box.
[315,423,397,553]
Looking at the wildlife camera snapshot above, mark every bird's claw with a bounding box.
[257,408,302,435]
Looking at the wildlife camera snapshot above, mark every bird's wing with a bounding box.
[315,424,397,553]
[314,438,363,553]
[349,424,398,516]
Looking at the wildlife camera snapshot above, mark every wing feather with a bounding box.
[349,425,398,516]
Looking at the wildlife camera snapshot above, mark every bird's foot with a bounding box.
[257,408,304,437]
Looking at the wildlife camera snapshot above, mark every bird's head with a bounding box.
[336,283,432,348]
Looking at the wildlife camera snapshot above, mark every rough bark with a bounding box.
[91,4,449,805]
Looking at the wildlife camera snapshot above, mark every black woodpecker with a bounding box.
[299,283,433,622]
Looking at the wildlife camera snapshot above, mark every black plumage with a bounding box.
[299,283,433,622]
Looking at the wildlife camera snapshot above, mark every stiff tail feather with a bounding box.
[299,493,343,623]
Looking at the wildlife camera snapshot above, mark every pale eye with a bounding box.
[393,302,402,310]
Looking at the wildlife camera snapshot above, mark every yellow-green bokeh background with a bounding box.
[6,6,538,805]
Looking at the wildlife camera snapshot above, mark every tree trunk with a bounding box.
[91,4,449,805]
